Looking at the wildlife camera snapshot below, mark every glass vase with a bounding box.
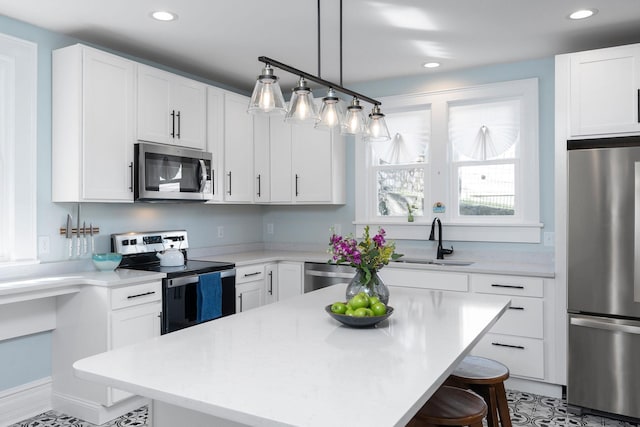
[346,269,390,305]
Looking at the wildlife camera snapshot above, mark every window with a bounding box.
[355,79,541,243]
[0,33,37,263]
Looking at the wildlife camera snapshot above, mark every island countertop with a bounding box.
[73,285,510,427]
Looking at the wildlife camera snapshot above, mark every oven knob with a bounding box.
[122,239,129,246]
[130,239,137,245]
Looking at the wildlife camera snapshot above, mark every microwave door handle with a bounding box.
[198,159,207,192]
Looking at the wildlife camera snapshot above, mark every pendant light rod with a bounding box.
[257,56,381,107]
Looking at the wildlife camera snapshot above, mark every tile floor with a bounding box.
[9,391,639,427]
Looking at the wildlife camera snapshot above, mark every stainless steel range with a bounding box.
[112,230,236,334]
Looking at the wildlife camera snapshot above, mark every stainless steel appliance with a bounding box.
[134,142,213,202]
[567,136,640,421]
[112,230,235,334]
[303,262,355,293]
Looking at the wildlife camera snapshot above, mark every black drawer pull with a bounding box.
[491,284,525,289]
[243,272,261,277]
[127,291,156,299]
[508,306,525,310]
[492,342,525,350]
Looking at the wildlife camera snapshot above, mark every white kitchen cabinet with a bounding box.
[253,116,272,203]
[206,86,225,201]
[235,264,266,312]
[277,262,303,301]
[137,64,206,149]
[224,92,255,202]
[52,280,161,424]
[380,267,469,292]
[264,263,278,304]
[569,43,640,137]
[52,44,135,202]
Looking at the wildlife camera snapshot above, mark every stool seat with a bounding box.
[407,386,487,427]
[446,356,512,427]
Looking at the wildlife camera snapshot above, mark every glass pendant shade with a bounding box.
[247,64,287,114]
[367,105,391,141]
[285,77,318,124]
[341,97,367,135]
[315,88,344,129]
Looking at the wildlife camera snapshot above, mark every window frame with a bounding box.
[355,78,542,243]
[0,33,37,264]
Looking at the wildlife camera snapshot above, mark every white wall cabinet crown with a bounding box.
[52,44,136,202]
[569,43,640,137]
[137,64,207,149]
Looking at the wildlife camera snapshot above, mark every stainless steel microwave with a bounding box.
[134,142,213,202]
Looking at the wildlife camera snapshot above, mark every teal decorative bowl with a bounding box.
[92,253,122,271]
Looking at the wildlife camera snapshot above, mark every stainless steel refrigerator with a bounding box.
[568,136,640,420]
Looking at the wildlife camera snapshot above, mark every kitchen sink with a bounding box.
[392,258,474,266]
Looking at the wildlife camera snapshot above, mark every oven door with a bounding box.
[135,142,213,202]
[162,269,236,334]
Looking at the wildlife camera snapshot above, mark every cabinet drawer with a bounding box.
[490,297,543,339]
[110,281,161,310]
[236,264,265,283]
[472,333,544,380]
[380,268,468,292]
[472,274,543,297]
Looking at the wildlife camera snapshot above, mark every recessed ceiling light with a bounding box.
[422,62,441,69]
[151,10,178,21]
[568,9,597,20]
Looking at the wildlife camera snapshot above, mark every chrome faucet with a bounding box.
[429,217,454,260]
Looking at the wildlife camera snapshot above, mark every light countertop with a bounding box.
[196,249,555,278]
[74,285,511,427]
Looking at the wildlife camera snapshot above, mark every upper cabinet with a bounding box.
[52,44,135,202]
[223,91,255,202]
[137,64,207,150]
[570,43,640,137]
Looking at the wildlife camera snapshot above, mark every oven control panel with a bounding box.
[112,230,189,255]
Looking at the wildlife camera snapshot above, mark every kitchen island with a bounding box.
[73,285,510,427]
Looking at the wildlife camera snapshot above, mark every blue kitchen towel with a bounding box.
[196,272,222,322]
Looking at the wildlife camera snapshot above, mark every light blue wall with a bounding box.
[263,58,556,255]
[0,332,51,390]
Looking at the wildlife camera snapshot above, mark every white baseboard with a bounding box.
[506,377,564,398]
[0,377,52,427]
[52,391,149,425]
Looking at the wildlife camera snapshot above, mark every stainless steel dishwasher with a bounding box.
[303,262,355,293]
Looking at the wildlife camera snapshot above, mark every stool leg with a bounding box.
[472,386,498,427]
[471,422,484,427]
[495,382,512,427]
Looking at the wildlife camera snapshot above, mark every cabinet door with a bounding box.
[137,65,173,144]
[206,86,225,202]
[292,126,332,202]
[254,115,271,202]
[265,263,278,304]
[270,118,293,202]
[570,44,640,136]
[277,262,303,301]
[82,48,135,201]
[236,281,264,312]
[172,76,206,150]
[109,301,161,404]
[224,93,254,202]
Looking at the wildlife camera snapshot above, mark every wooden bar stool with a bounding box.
[406,385,487,427]
[446,356,511,427]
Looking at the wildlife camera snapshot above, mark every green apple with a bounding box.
[353,307,370,317]
[345,308,356,316]
[369,296,381,306]
[371,302,387,316]
[331,302,348,314]
[349,294,369,310]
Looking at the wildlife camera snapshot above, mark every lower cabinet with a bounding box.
[52,280,161,424]
[235,262,304,311]
[277,262,303,301]
[235,264,266,312]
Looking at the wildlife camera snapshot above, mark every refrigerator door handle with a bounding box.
[571,315,640,335]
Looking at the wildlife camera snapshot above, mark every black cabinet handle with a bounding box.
[176,111,181,138]
[170,110,175,138]
[212,169,215,195]
[492,342,525,350]
[491,284,525,290]
[238,294,243,312]
[128,162,134,192]
[295,174,299,197]
[227,172,232,195]
[268,270,273,295]
[257,174,261,197]
[243,271,261,277]
[637,89,639,123]
[127,291,156,299]
[508,306,525,310]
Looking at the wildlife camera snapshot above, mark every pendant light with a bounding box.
[316,88,345,129]
[367,105,391,142]
[342,97,367,135]
[285,77,318,124]
[247,64,287,115]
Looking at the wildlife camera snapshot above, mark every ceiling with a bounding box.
[2,0,640,93]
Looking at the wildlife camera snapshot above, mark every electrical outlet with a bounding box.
[267,223,274,234]
[543,232,554,247]
[217,226,224,238]
[38,236,50,255]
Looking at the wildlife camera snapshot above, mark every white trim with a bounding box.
[52,391,149,425]
[0,377,52,426]
[505,377,563,399]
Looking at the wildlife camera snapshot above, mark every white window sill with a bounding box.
[354,221,543,243]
